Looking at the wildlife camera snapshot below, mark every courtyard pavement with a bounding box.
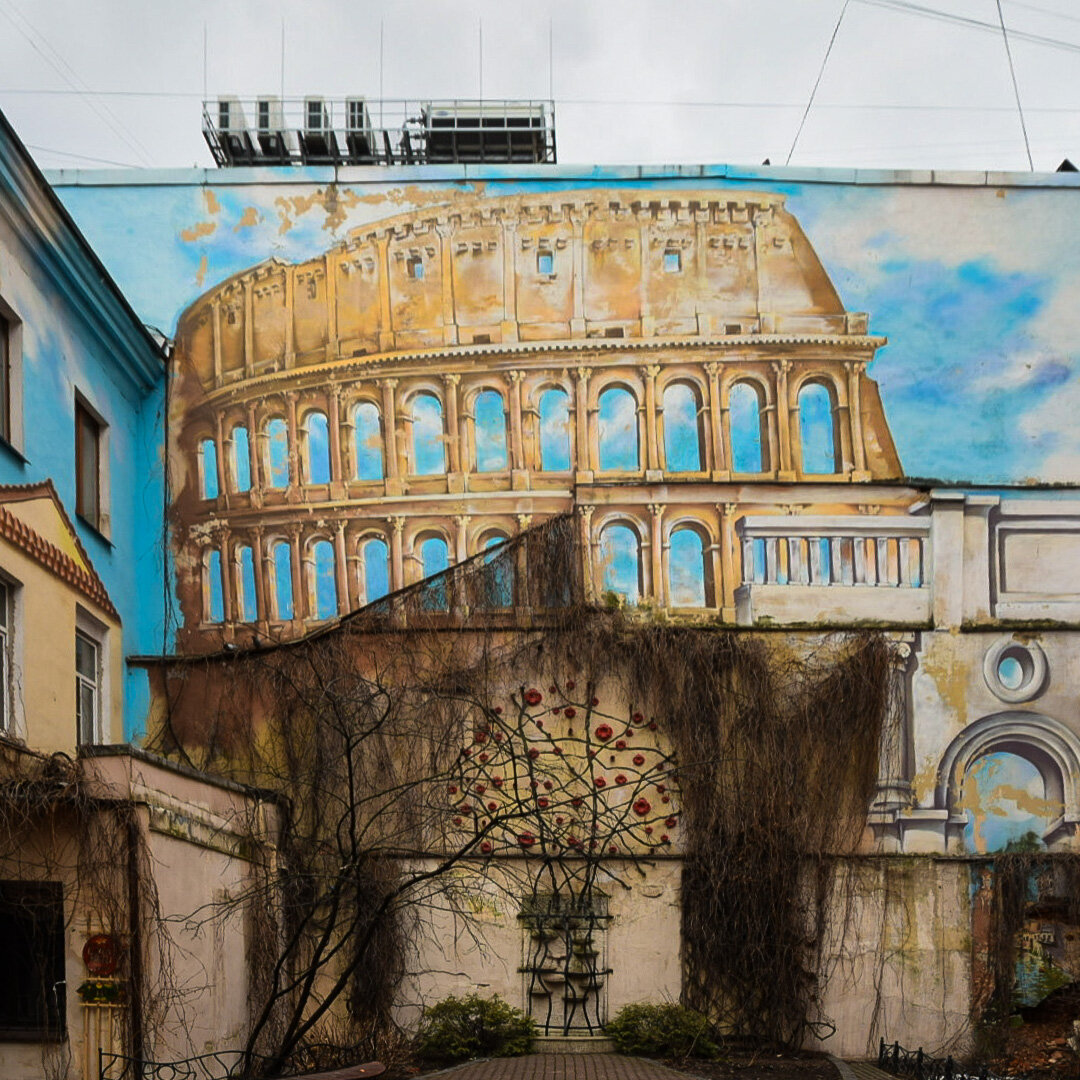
[414,1053,894,1080]
[416,1054,706,1079]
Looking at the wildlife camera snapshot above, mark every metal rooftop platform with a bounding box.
[202,97,557,168]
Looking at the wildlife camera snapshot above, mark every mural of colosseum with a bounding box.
[169,188,913,650]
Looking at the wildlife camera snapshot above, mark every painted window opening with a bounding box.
[599,523,641,605]
[353,401,384,481]
[538,388,571,472]
[960,751,1061,854]
[481,533,513,608]
[663,250,682,273]
[799,382,839,475]
[474,390,509,472]
[411,393,447,476]
[662,382,704,473]
[361,537,390,605]
[266,417,290,489]
[310,540,338,621]
[237,545,258,622]
[669,527,708,607]
[231,425,252,493]
[406,254,424,280]
[198,437,219,500]
[598,386,639,472]
[303,410,331,485]
[206,549,225,623]
[729,382,766,474]
[420,535,450,611]
[271,541,294,620]
[537,250,554,275]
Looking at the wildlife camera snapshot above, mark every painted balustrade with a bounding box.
[735,515,931,626]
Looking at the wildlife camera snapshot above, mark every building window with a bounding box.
[0,881,66,1040]
[0,313,10,444]
[0,580,11,734]
[798,381,840,475]
[537,250,554,275]
[663,250,682,273]
[597,386,639,472]
[538,388,572,472]
[75,399,104,532]
[406,255,424,280]
[662,382,705,472]
[729,381,767,474]
[75,629,100,745]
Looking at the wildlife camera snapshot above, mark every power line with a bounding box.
[853,0,1080,53]
[24,143,141,168]
[788,0,851,165]
[997,0,1034,170]
[0,0,153,165]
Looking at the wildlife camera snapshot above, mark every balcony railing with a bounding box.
[203,97,557,168]
[735,515,931,626]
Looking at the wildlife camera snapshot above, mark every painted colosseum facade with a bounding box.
[168,188,917,650]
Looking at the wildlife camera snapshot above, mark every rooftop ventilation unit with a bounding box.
[255,96,291,164]
[345,98,375,164]
[215,97,257,166]
[299,96,340,164]
[421,101,550,164]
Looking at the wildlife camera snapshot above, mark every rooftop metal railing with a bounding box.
[202,97,557,168]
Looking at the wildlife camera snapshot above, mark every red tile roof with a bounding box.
[0,480,119,620]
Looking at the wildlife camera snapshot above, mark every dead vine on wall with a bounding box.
[152,514,891,1068]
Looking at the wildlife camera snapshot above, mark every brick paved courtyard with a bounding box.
[417,1053,704,1080]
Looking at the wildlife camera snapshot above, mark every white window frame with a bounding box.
[0,573,23,740]
[75,607,110,745]
[0,295,26,455]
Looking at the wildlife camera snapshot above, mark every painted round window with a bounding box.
[983,639,1047,704]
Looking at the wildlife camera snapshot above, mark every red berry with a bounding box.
[633,754,646,766]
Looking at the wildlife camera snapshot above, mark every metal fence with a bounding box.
[877,1038,1023,1080]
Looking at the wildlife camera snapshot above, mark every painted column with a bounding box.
[579,504,595,602]
[285,392,300,494]
[333,519,349,615]
[874,640,915,812]
[443,373,462,481]
[515,513,533,611]
[217,528,235,625]
[501,218,519,342]
[437,225,457,346]
[649,503,665,606]
[379,378,401,494]
[834,373,855,475]
[719,503,738,621]
[211,301,223,387]
[376,234,394,353]
[284,267,295,365]
[243,278,255,378]
[246,402,263,496]
[213,412,228,505]
[570,209,586,338]
[288,524,305,623]
[704,361,728,478]
[453,514,470,565]
[327,385,344,492]
[389,515,405,592]
[642,365,661,477]
[575,366,592,479]
[325,253,338,359]
[847,360,869,478]
[772,359,794,479]
[508,370,527,488]
[251,526,267,627]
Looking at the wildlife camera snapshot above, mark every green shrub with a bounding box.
[605,1001,719,1059]
[414,992,537,1063]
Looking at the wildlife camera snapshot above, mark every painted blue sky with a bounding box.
[53,173,1080,485]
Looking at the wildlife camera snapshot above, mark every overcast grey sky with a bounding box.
[1,0,1079,173]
